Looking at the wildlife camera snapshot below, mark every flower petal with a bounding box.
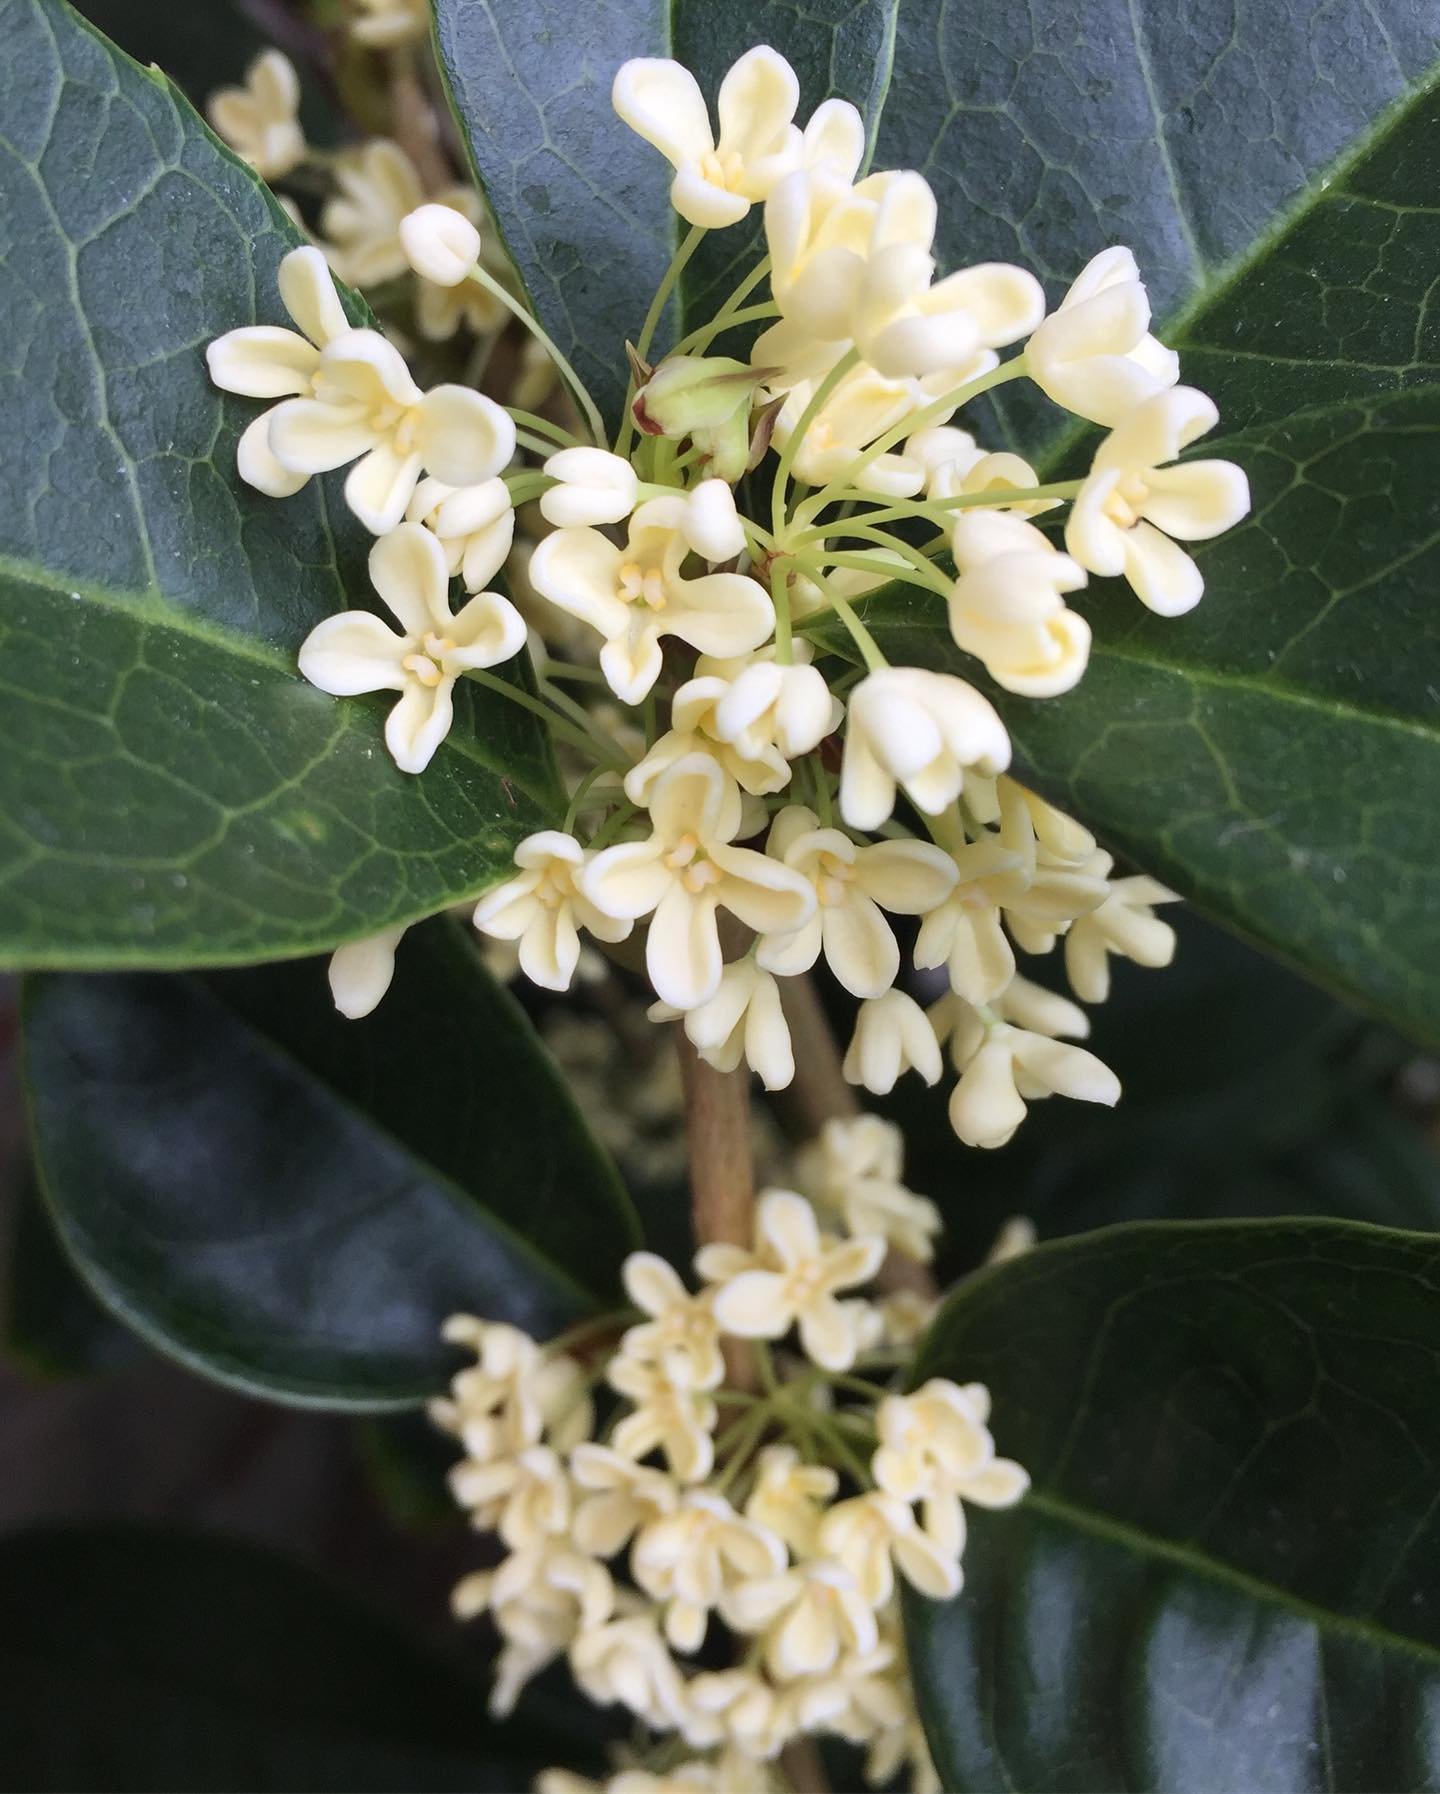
[580,841,672,922]
[664,571,775,659]
[711,1270,791,1339]
[647,881,722,1010]
[1122,520,1204,616]
[369,521,450,634]
[277,244,350,349]
[297,609,405,695]
[417,386,516,486]
[267,396,376,475]
[346,441,425,535]
[528,529,629,638]
[612,58,713,168]
[236,411,308,497]
[206,326,317,398]
[448,592,526,668]
[385,676,455,775]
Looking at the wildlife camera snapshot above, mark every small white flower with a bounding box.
[725,1560,879,1679]
[843,990,943,1095]
[907,426,1053,514]
[632,1489,787,1652]
[468,1539,614,1714]
[743,1445,838,1556]
[855,246,1044,383]
[539,447,641,527]
[619,1252,725,1391]
[684,1666,801,1758]
[348,0,428,47]
[264,328,515,533]
[205,245,351,500]
[656,957,796,1091]
[529,499,774,704]
[873,1379,1029,1551]
[406,475,515,591]
[399,201,481,287]
[948,510,1091,697]
[758,805,958,999]
[794,1115,940,1263]
[298,523,524,773]
[449,1442,572,1549]
[707,1189,885,1372]
[570,1613,689,1730]
[840,667,1010,831]
[818,1490,962,1604]
[613,46,803,228]
[607,1356,718,1483]
[433,1317,592,1460]
[580,754,814,1011]
[948,1016,1120,1150]
[473,831,633,992]
[1066,386,1250,614]
[207,50,305,180]
[1064,874,1178,1001]
[763,359,928,490]
[911,838,1023,1005]
[326,924,406,1019]
[570,1443,679,1557]
[1026,246,1180,426]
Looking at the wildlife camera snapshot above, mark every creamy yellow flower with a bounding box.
[539,447,641,528]
[405,475,515,592]
[469,1539,615,1715]
[614,46,803,228]
[907,426,1054,513]
[707,1188,885,1372]
[298,523,524,774]
[264,328,515,532]
[873,1378,1028,1550]
[473,831,633,992]
[607,1355,718,1483]
[725,1560,879,1679]
[758,804,957,999]
[432,1317,592,1460]
[399,202,481,286]
[947,1015,1120,1149]
[619,1252,725,1391]
[529,499,774,704]
[205,245,351,499]
[580,755,814,1011]
[743,1445,838,1556]
[1064,873,1178,1001]
[207,50,305,180]
[840,667,1010,831]
[632,1490,787,1651]
[793,1114,940,1263]
[655,957,796,1091]
[764,359,928,490]
[570,1614,689,1730]
[348,0,428,47]
[948,510,1091,697]
[1027,245,1180,425]
[449,1442,572,1549]
[1066,386,1249,614]
[818,1490,961,1604]
[843,990,943,1095]
[569,1443,679,1557]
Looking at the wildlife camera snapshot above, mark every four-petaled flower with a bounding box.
[298,522,524,773]
[473,831,633,991]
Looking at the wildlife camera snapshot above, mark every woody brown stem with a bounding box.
[778,974,937,1302]
[675,1029,755,1389]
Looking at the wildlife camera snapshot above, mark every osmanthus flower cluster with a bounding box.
[432,1162,1028,1791]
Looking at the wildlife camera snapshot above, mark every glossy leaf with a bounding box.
[22,920,639,1408]
[433,0,899,432]
[905,1219,1440,1792]
[0,0,556,970]
[0,1524,591,1791]
[907,1219,1440,1794]
[816,75,1440,1042]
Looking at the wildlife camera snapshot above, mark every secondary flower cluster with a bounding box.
[204,39,1249,1153]
[433,1162,1027,1791]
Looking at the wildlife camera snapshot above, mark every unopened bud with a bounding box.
[400,204,481,286]
[632,355,778,482]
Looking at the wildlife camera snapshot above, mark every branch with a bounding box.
[675,1030,755,1388]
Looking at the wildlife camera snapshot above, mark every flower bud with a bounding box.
[633,355,775,482]
[539,446,639,526]
[399,203,481,286]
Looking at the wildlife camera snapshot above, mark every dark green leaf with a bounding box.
[0,1524,585,1791]
[2,1160,146,1378]
[433,0,899,433]
[22,920,639,1407]
[0,0,555,970]
[905,1219,1440,1792]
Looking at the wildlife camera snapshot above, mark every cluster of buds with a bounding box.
[432,1152,1026,1791]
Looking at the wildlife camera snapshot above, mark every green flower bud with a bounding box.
[632,355,779,481]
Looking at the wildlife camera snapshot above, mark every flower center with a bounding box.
[664,832,723,894]
[618,560,668,610]
[814,851,855,908]
[699,148,747,192]
[1103,470,1150,529]
[401,631,455,687]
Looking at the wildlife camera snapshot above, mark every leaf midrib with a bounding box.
[1022,1486,1440,1669]
[0,553,559,813]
